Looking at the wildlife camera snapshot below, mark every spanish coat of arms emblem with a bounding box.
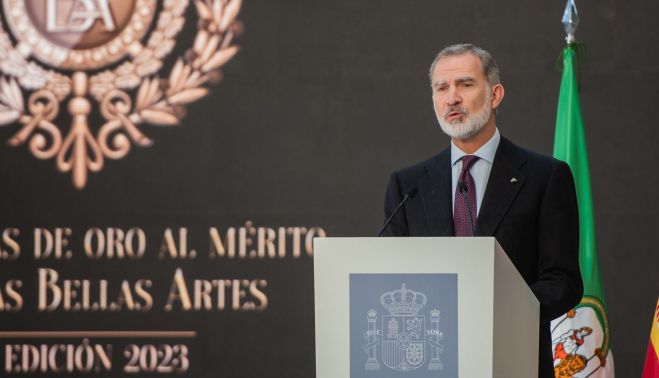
[363,283,444,372]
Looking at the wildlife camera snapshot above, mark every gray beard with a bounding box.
[436,95,492,140]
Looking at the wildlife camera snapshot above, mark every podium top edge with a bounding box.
[313,236,500,249]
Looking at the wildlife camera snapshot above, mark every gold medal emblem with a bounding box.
[0,0,242,188]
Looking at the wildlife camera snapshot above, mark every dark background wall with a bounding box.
[1,0,658,376]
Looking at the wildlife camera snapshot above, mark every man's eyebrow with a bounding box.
[455,77,476,84]
[433,77,476,87]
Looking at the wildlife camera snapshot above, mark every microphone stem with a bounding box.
[378,194,410,237]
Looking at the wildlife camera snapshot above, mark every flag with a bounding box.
[549,44,615,378]
[642,298,659,377]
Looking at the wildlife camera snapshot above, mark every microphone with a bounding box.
[378,188,418,237]
[457,181,476,236]
[458,181,468,195]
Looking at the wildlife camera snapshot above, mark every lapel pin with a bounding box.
[510,177,518,183]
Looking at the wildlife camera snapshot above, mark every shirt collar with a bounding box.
[451,127,501,166]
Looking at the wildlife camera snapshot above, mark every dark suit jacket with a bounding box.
[383,136,583,378]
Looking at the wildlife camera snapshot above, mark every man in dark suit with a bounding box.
[383,44,583,378]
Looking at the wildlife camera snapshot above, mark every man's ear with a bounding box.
[491,84,505,109]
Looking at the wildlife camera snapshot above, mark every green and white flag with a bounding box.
[549,44,615,378]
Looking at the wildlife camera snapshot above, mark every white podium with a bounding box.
[314,237,539,378]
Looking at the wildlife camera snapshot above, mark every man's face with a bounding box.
[431,53,497,140]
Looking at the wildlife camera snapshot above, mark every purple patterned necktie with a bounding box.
[453,155,480,236]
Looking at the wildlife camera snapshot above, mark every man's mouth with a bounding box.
[445,111,465,121]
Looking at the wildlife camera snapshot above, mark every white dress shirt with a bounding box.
[451,128,501,216]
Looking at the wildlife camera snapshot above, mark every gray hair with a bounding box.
[428,44,501,87]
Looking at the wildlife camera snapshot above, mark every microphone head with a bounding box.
[458,181,468,194]
[406,188,418,199]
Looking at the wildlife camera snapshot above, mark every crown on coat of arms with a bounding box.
[380,284,427,315]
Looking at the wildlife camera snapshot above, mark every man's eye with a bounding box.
[436,86,448,92]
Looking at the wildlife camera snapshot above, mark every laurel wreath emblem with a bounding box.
[0,0,242,188]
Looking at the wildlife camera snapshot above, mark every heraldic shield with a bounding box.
[350,273,458,377]
[360,282,445,374]
[382,314,426,371]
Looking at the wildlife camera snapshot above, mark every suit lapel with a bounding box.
[418,149,454,236]
[476,137,527,236]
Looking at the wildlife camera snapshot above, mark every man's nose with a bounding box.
[446,87,462,106]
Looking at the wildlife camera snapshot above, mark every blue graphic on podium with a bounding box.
[349,274,458,377]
